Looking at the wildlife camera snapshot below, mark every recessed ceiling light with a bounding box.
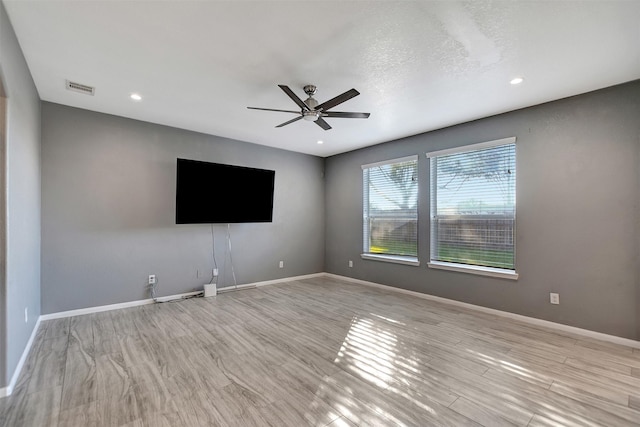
[317,140,324,145]
[510,77,524,85]
[130,93,142,101]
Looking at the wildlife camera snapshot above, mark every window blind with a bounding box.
[362,156,418,257]
[428,139,516,270]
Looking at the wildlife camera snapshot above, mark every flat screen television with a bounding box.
[176,158,275,224]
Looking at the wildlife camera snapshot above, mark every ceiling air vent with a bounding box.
[65,80,95,96]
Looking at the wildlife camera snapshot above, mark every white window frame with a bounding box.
[426,137,518,280]
[362,155,420,266]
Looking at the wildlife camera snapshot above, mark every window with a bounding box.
[362,156,419,264]
[427,137,517,278]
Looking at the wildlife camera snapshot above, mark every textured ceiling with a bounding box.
[3,1,640,157]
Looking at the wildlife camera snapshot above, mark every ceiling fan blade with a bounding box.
[248,107,301,114]
[315,88,360,111]
[278,85,310,111]
[275,116,303,128]
[322,111,370,119]
[315,117,332,130]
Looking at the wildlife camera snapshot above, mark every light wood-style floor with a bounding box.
[1,276,639,426]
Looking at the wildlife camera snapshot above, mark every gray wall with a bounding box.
[325,81,640,340]
[0,80,5,389]
[0,1,42,388]
[41,103,325,314]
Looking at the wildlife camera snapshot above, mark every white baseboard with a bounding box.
[218,272,325,292]
[40,273,325,321]
[324,273,640,349]
[1,316,42,397]
[39,291,205,321]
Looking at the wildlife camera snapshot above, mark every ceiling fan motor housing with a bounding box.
[304,96,319,111]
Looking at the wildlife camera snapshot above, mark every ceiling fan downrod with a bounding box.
[303,85,319,119]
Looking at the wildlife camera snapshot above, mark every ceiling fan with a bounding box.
[247,84,370,130]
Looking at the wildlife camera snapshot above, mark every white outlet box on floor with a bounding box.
[204,283,217,298]
[550,293,560,304]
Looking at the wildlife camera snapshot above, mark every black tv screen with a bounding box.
[176,158,275,224]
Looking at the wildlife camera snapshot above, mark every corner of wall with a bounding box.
[0,0,43,389]
[0,63,7,389]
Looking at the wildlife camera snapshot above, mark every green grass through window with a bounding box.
[369,241,417,257]
[368,241,513,269]
[436,244,513,269]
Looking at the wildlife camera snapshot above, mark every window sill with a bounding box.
[427,261,518,280]
[361,253,420,266]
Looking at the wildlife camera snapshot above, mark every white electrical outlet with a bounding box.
[24,307,28,323]
[279,261,284,268]
[213,268,219,276]
[550,293,560,305]
[148,274,156,285]
[349,260,353,268]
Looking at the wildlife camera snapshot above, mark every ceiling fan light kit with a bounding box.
[248,84,370,131]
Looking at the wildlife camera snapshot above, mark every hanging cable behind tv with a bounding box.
[216,223,256,294]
